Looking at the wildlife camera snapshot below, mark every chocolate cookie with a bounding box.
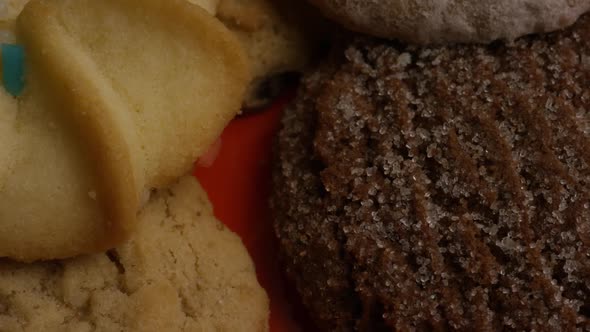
[272,15,590,331]
[308,0,590,44]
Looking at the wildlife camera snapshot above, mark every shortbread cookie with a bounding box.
[0,0,249,261]
[218,0,324,108]
[0,0,28,42]
[187,0,219,14]
[309,0,590,44]
[0,176,269,332]
[0,0,26,20]
[272,15,590,330]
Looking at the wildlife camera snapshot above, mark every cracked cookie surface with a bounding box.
[0,176,269,332]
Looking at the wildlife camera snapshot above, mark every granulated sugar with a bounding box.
[272,14,590,332]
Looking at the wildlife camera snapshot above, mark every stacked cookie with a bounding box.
[0,0,270,330]
[0,176,268,331]
[309,0,590,44]
[218,0,328,108]
[272,1,590,331]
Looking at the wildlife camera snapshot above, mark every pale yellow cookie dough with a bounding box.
[217,0,326,108]
[0,0,249,261]
[0,89,18,193]
[186,0,219,15]
[0,0,28,42]
[0,176,269,332]
[0,0,27,21]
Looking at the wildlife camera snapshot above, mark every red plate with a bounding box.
[194,93,316,332]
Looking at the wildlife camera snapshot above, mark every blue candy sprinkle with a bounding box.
[1,44,25,97]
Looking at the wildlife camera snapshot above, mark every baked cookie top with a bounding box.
[272,14,590,330]
[217,0,326,108]
[309,0,590,44]
[0,0,249,260]
[0,176,269,332]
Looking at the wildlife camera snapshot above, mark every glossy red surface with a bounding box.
[194,94,316,332]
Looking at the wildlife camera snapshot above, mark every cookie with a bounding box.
[0,0,217,36]
[272,15,590,330]
[187,0,219,14]
[0,0,249,261]
[309,0,590,44]
[0,176,269,332]
[0,0,27,42]
[218,0,326,108]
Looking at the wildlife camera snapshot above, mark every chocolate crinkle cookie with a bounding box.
[271,13,590,332]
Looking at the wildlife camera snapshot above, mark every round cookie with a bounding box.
[272,14,590,331]
[308,0,590,44]
[0,0,250,261]
[217,0,329,108]
[0,176,269,332]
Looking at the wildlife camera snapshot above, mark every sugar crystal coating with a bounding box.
[272,14,590,332]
